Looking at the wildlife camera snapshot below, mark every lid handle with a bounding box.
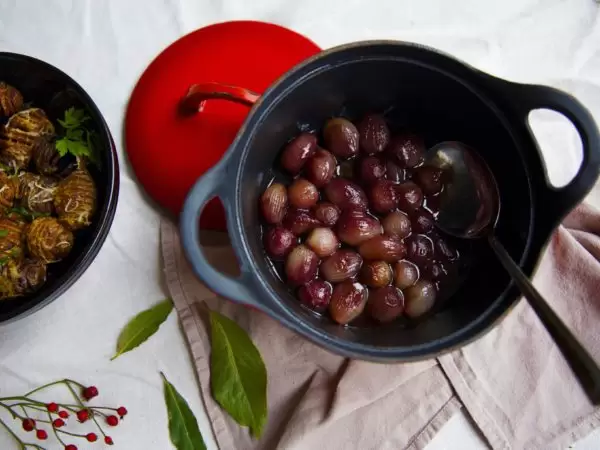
[179,82,260,116]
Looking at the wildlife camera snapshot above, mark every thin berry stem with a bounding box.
[65,381,106,438]
[19,406,29,419]
[0,402,19,419]
[46,410,65,447]
[0,416,25,449]
[24,379,68,397]
[56,428,88,438]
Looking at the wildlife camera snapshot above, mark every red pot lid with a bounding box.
[125,21,321,230]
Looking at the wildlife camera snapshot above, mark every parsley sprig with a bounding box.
[55,107,99,165]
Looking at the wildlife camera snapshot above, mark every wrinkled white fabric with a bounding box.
[1,0,600,449]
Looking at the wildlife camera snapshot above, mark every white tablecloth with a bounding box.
[1,1,600,448]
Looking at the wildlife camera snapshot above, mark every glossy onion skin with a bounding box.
[15,172,58,214]
[367,286,404,323]
[298,279,332,312]
[0,217,25,260]
[260,183,288,224]
[305,149,336,187]
[323,118,359,159]
[406,234,435,268]
[359,260,392,288]
[369,179,398,214]
[382,211,411,239]
[0,82,23,117]
[329,281,368,324]
[288,178,319,209]
[324,178,368,211]
[358,156,386,184]
[336,209,382,246]
[7,108,55,135]
[396,181,424,212]
[404,280,437,318]
[411,210,435,234]
[263,227,296,260]
[280,132,317,174]
[26,217,74,263]
[283,209,321,236]
[320,249,362,283]
[285,245,319,286]
[357,114,390,155]
[413,166,444,196]
[53,166,97,230]
[386,133,425,168]
[312,202,340,226]
[358,235,406,262]
[393,260,420,289]
[0,127,39,169]
[305,227,339,258]
[0,171,16,213]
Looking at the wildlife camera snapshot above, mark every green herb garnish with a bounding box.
[0,230,7,238]
[9,206,50,221]
[55,107,98,165]
[0,257,8,266]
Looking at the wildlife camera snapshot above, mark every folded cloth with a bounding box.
[161,202,600,450]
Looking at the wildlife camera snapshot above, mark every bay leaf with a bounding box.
[111,298,173,360]
[161,372,206,450]
[209,310,267,438]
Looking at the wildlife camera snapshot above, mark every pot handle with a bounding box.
[503,82,600,220]
[179,83,264,310]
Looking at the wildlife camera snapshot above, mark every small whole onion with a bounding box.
[336,209,382,246]
[280,133,317,174]
[324,178,368,210]
[329,281,368,324]
[404,280,437,318]
[312,202,340,226]
[358,156,386,184]
[285,245,319,286]
[260,183,288,224]
[386,133,425,168]
[393,260,420,289]
[358,235,406,262]
[357,114,390,155]
[263,227,296,260]
[360,261,392,288]
[382,211,411,239]
[369,179,399,214]
[411,210,435,234]
[406,234,434,267]
[306,227,340,258]
[320,249,363,283]
[323,117,360,158]
[283,209,321,236]
[422,262,447,282]
[305,148,336,187]
[288,178,319,209]
[396,181,424,212]
[298,279,333,312]
[367,286,404,323]
[433,235,458,262]
[385,160,405,183]
[413,166,444,196]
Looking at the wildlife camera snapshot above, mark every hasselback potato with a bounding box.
[54,166,96,230]
[0,217,26,260]
[26,217,74,263]
[0,258,47,300]
[0,82,23,117]
[0,170,16,213]
[32,137,61,175]
[6,108,55,135]
[14,171,58,214]
[0,127,39,169]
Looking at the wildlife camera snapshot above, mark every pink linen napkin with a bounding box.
[160,201,600,450]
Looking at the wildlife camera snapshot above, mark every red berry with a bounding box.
[46,402,58,412]
[76,409,89,422]
[106,415,119,426]
[116,406,128,417]
[53,418,65,428]
[36,429,48,440]
[58,410,69,419]
[65,445,77,450]
[22,418,35,432]
[104,436,114,445]
[82,386,98,400]
[86,432,98,442]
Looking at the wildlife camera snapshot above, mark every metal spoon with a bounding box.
[426,141,600,406]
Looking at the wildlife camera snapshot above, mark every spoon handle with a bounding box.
[488,234,600,406]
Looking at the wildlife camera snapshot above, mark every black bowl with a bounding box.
[0,52,119,324]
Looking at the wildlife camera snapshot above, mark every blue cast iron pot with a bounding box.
[179,41,600,362]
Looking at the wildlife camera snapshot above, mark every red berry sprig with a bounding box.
[0,378,127,449]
